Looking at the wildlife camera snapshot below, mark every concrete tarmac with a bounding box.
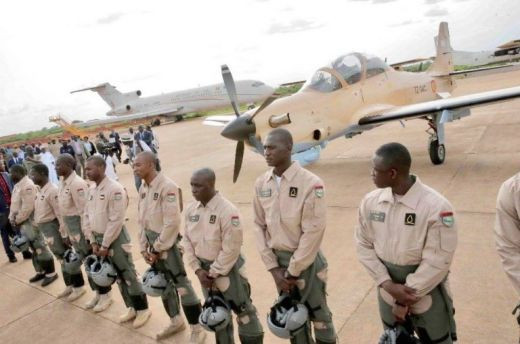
[1,70,520,343]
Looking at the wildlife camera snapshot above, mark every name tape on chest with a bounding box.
[189,214,200,222]
[369,211,386,222]
[209,214,217,224]
[289,187,298,198]
[260,189,271,198]
[440,211,454,227]
[404,213,416,226]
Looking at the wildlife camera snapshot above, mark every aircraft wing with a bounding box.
[202,115,236,127]
[450,63,520,79]
[358,85,520,126]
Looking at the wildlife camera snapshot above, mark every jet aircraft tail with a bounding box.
[427,22,454,76]
[71,82,124,109]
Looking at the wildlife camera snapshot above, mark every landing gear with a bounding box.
[151,118,161,126]
[429,138,445,165]
[427,115,446,165]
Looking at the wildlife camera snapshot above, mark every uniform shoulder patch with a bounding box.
[166,192,176,202]
[404,213,416,226]
[289,187,298,198]
[440,211,454,227]
[209,214,217,224]
[314,185,324,198]
[231,216,240,227]
[77,188,85,197]
[113,192,122,201]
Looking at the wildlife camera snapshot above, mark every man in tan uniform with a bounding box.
[8,164,56,285]
[183,168,264,344]
[84,155,151,328]
[495,172,520,330]
[56,154,94,303]
[30,164,69,290]
[253,128,336,344]
[133,152,205,342]
[356,142,457,343]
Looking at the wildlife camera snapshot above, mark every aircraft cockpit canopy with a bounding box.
[302,53,389,93]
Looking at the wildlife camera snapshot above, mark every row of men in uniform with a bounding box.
[7,126,519,344]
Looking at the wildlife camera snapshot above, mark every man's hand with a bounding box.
[195,269,214,289]
[91,243,100,256]
[145,252,159,265]
[270,267,293,293]
[98,246,109,258]
[381,280,418,306]
[392,303,409,323]
[63,237,72,248]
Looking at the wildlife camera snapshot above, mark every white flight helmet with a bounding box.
[10,234,30,253]
[141,267,168,297]
[89,257,117,287]
[63,248,82,274]
[198,294,231,332]
[267,293,309,339]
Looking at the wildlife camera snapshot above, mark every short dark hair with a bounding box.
[10,164,26,176]
[375,142,412,171]
[87,155,106,168]
[267,128,293,149]
[31,163,49,177]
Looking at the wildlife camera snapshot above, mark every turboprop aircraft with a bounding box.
[204,22,520,182]
[71,78,274,123]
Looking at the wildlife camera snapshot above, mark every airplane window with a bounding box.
[303,70,342,92]
[252,81,265,87]
[331,55,362,85]
[366,56,388,78]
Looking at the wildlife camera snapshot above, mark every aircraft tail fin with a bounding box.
[71,82,124,109]
[427,22,454,76]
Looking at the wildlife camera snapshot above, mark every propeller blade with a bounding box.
[221,65,241,117]
[249,93,280,121]
[233,141,244,183]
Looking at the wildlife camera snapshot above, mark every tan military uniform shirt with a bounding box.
[253,162,326,277]
[495,172,520,296]
[137,173,182,252]
[83,176,128,248]
[355,176,457,297]
[182,192,243,278]
[34,182,67,237]
[9,176,37,225]
[58,171,88,217]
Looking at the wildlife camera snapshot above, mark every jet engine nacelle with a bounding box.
[123,90,142,99]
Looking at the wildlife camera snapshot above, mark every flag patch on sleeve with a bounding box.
[440,211,454,227]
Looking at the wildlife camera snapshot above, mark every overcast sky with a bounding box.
[0,0,519,136]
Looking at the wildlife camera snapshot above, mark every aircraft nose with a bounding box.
[221,115,256,141]
[264,84,276,96]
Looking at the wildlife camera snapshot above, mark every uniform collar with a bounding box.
[19,175,30,186]
[96,176,110,190]
[196,192,220,211]
[145,172,163,189]
[40,181,51,193]
[378,175,423,210]
[64,171,78,186]
[266,161,301,183]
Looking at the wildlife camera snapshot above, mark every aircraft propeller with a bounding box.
[220,64,278,182]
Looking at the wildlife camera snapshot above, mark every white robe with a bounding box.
[41,152,58,184]
[104,155,118,181]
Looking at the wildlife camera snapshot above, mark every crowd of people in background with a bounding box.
[0,124,159,184]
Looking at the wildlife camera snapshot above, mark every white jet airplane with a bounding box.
[71,79,274,123]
